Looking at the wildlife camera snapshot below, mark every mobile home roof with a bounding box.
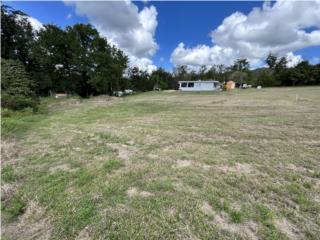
[178,80,219,83]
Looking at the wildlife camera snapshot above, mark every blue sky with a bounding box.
[145,1,263,69]
[6,1,320,71]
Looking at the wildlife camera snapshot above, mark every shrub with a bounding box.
[1,58,39,111]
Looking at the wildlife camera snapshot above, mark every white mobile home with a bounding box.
[178,80,220,91]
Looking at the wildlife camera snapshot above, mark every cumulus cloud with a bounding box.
[16,14,43,32]
[171,1,320,69]
[27,16,43,31]
[285,52,303,68]
[66,1,158,72]
[171,43,237,68]
[130,56,157,73]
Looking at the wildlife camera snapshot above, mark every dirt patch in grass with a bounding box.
[168,207,177,217]
[198,163,211,170]
[174,160,193,168]
[201,201,215,215]
[217,163,254,174]
[1,139,25,164]
[1,183,17,201]
[213,212,259,239]
[126,140,135,146]
[107,143,137,161]
[274,218,304,240]
[139,191,154,197]
[103,203,130,217]
[173,160,211,170]
[147,153,159,159]
[49,163,72,173]
[285,163,309,173]
[2,201,52,240]
[173,181,198,194]
[76,225,94,240]
[200,201,258,239]
[126,187,138,197]
[126,187,154,198]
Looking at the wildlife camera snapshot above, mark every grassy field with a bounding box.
[1,87,320,240]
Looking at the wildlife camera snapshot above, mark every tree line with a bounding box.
[1,5,178,110]
[2,5,127,97]
[1,5,320,111]
[173,56,320,87]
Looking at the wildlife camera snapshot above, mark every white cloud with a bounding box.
[130,56,157,74]
[171,1,320,69]
[171,43,237,68]
[16,14,43,32]
[27,16,43,31]
[66,1,158,72]
[66,13,72,20]
[286,52,303,68]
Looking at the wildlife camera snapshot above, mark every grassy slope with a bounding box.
[1,87,320,240]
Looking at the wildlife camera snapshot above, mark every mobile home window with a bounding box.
[181,82,187,87]
[188,82,194,88]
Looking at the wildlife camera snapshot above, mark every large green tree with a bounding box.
[230,59,250,84]
[231,58,250,72]
[1,5,35,68]
[66,24,128,96]
[31,24,72,94]
[150,68,175,90]
[284,61,318,86]
[1,58,38,110]
[266,53,277,70]
[173,65,191,81]
[89,44,128,94]
[31,23,128,96]
[128,67,153,92]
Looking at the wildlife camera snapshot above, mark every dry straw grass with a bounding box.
[2,87,320,239]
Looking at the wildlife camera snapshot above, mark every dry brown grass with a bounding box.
[2,87,320,239]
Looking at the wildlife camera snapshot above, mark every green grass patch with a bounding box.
[229,210,244,223]
[208,195,230,212]
[1,192,26,222]
[103,159,122,173]
[255,204,274,224]
[2,165,17,182]
[147,178,174,192]
[52,196,96,239]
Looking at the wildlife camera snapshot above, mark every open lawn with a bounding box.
[1,87,320,240]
